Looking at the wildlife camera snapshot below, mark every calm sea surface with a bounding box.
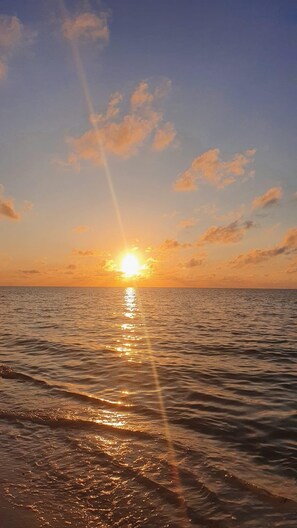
[0,287,296,528]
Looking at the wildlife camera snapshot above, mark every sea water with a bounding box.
[0,287,296,527]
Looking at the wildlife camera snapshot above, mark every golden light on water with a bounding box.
[120,254,141,278]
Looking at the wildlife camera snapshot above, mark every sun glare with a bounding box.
[120,254,141,278]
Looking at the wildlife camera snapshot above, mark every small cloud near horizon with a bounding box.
[72,248,98,256]
[182,256,205,268]
[178,218,197,229]
[231,226,297,267]
[73,225,89,233]
[160,239,193,250]
[198,220,254,245]
[19,269,40,275]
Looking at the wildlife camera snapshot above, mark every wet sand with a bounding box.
[0,495,40,528]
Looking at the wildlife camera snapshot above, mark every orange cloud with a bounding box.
[160,239,192,250]
[282,227,297,248]
[286,257,297,274]
[198,220,254,245]
[73,225,89,233]
[252,186,282,209]
[64,81,174,168]
[90,92,123,125]
[182,256,204,268]
[152,122,176,151]
[130,79,171,111]
[0,60,7,80]
[178,218,197,229]
[62,12,109,43]
[0,15,24,50]
[232,227,297,267]
[0,188,20,220]
[130,81,154,110]
[0,14,35,80]
[72,249,97,256]
[174,148,256,191]
[19,269,40,275]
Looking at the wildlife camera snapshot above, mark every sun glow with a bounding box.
[120,254,141,278]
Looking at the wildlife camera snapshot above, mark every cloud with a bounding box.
[62,12,109,43]
[73,225,89,233]
[286,257,297,274]
[174,148,256,191]
[232,227,297,267]
[130,81,154,110]
[0,15,24,50]
[63,80,174,168]
[198,220,254,245]
[23,200,33,212]
[130,79,171,111]
[183,257,204,268]
[0,60,7,80]
[252,186,282,209]
[283,227,297,248]
[72,249,97,256]
[160,239,192,250]
[67,264,76,270]
[0,187,20,220]
[152,122,176,151]
[0,14,35,81]
[19,269,40,275]
[178,218,197,229]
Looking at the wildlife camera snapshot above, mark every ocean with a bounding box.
[0,287,296,527]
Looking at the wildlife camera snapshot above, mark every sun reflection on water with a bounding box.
[115,287,142,362]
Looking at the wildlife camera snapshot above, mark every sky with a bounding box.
[0,0,296,287]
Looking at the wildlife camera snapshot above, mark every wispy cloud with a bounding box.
[252,186,282,209]
[19,269,40,275]
[174,148,255,191]
[231,227,297,267]
[152,121,176,151]
[0,60,7,80]
[286,257,297,274]
[182,256,205,268]
[72,249,97,256]
[178,218,197,229]
[62,12,109,43]
[160,239,192,250]
[73,225,89,233]
[0,186,20,220]
[198,220,254,245]
[63,80,174,168]
[0,14,35,80]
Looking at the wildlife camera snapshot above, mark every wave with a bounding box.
[212,466,297,513]
[0,409,155,440]
[0,364,161,419]
[67,437,231,527]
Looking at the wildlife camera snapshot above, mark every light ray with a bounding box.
[59,4,189,524]
[59,1,126,248]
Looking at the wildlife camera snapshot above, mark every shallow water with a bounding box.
[0,287,296,527]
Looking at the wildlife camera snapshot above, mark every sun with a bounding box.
[120,254,141,278]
